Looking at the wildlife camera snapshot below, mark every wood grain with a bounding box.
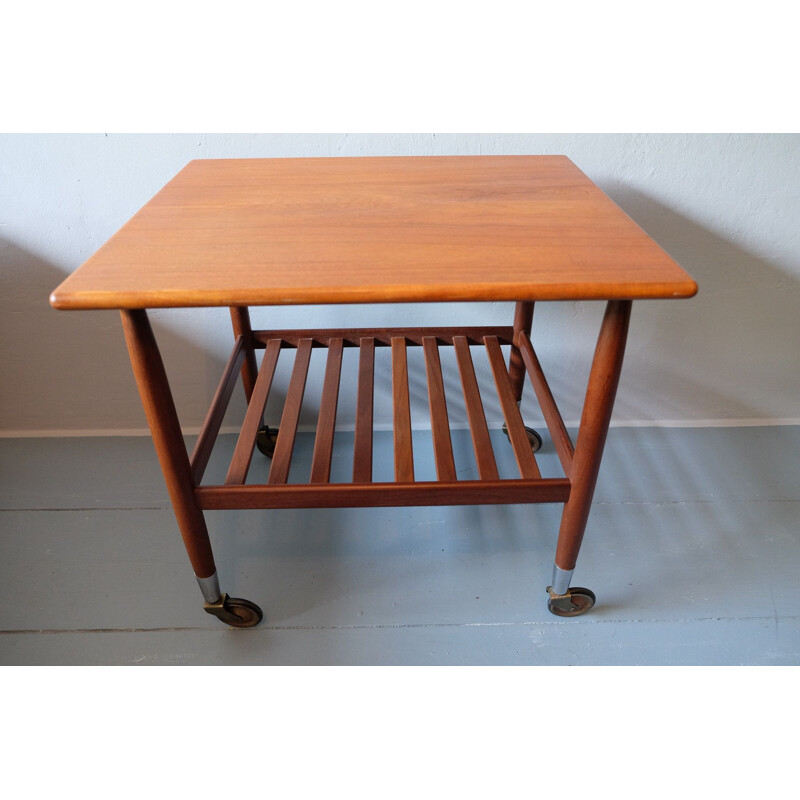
[483,336,541,480]
[268,338,313,485]
[353,338,375,483]
[252,326,514,349]
[120,310,217,579]
[309,338,344,484]
[517,332,575,477]
[51,156,698,310]
[225,338,281,485]
[453,336,499,480]
[391,337,414,482]
[508,301,534,401]
[422,336,457,482]
[190,336,246,485]
[229,307,259,401]
[195,478,571,510]
[555,301,631,570]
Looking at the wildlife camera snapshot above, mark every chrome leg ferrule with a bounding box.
[549,565,574,597]
[196,572,221,604]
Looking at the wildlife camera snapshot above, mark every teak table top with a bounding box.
[50,155,697,310]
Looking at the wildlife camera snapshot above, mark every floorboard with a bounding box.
[1,426,798,665]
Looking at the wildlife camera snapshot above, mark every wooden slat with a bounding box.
[422,336,457,481]
[268,338,313,485]
[253,326,515,349]
[309,338,344,484]
[190,336,246,485]
[391,338,415,482]
[517,332,574,477]
[353,338,375,483]
[452,336,499,480]
[225,338,282,485]
[196,478,572,510]
[484,335,541,479]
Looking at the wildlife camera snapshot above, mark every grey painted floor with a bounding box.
[1,426,798,665]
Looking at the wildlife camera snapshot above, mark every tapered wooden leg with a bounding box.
[552,300,632,593]
[120,310,218,586]
[509,301,535,401]
[122,309,264,628]
[231,305,276,459]
[230,306,259,402]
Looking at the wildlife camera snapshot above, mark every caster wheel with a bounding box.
[547,587,596,617]
[502,423,543,453]
[204,593,264,628]
[256,425,278,458]
[222,597,264,628]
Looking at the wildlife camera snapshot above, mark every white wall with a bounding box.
[2,133,799,435]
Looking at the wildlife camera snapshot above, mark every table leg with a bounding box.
[503,301,544,453]
[121,309,263,627]
[231,305,278,458]
[229,306,259,402]
[548,300,632,616]
[509,301,534,401]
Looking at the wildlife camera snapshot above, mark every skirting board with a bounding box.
[3,418,800,438]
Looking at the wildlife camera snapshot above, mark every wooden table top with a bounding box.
[50,156,697,310]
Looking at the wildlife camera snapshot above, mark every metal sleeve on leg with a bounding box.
[551,565,574,596]
[196,572,221,604]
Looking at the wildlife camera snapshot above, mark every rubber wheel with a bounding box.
[547,588,596,617]
[256,425,278,458]
[502,423,543,453]
[222,597,264,628]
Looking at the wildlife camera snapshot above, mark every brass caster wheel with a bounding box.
[502,423,543,453]
[204,593,264,628]
[546,587,596,617]
[256,425,278,458]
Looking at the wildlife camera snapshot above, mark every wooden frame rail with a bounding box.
[253,326,514,348]
[195,479,571,510]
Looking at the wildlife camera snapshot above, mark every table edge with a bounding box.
[50,280,699,310]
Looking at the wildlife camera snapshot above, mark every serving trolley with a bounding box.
[50,155,697,627]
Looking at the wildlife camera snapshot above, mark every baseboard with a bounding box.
[2,418,799,438]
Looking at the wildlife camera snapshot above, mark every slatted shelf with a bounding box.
[196,326,573,509]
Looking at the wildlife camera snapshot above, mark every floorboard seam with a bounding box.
[4,497,800,513]
[0,507,171,513]
[2,614,798,636]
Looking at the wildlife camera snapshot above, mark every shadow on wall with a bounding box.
[0,235,248,433]
[540,186,800,425]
